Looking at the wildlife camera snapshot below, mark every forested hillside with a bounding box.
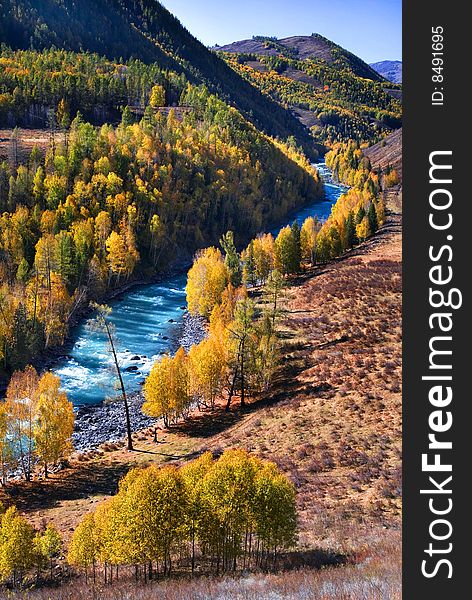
[0,80,322,376]
[217,34,384,81]
[218,35,402,145]
[0,0,316,156]
[0,48,188,126]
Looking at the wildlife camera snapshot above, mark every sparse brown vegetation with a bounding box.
[5,526,400,599]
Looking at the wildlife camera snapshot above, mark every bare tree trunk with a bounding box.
[240,338,246,408]
[104,320,133,451]
[225,365,239,411]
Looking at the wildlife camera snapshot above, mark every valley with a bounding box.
[0,131,402,598]
[0,1,402,597]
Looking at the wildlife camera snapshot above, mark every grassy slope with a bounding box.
[1,131,402,597]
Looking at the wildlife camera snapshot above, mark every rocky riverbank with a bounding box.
[72,312,207,452]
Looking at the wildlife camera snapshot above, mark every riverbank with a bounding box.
[70,312,206,452]
[0,255,194,395]
[59,164,338,448]
[33,257,195,372]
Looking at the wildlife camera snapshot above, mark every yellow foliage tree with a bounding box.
[33,372,74,477]
[188,335,227,409]
[252,234,275,284]
[34,524,62,579]
[5,365,39,481]
[143,347,191,427]
[0,506,36,585]
[186,247,229,317]
[149,84,166,108]
[356,216,370,242]
[68,513,98,583]
[105,230,129,280]
[300,216,319,264]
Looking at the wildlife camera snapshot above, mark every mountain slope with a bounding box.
[0,0,317,157]
[218,35,402,146]
[364,127,403,179]
[370,61,402,84]
[216,34,384,81]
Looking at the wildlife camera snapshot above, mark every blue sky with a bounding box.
[160,0,401,63]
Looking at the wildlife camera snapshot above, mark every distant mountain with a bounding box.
[0,0,316,156]
[216,34,384,82]
[217,35,402,145]
[369,61,402,84]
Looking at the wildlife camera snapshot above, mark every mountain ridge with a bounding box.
[217,35,401,145]
[369,60,402,83]
[215,34,384,81]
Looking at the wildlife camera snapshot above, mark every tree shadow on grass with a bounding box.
[279,547,348,570]
[3,460,130,512]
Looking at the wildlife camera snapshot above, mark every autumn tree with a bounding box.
[105,227,139,284]
[34,524,62,579]
[274,224,300,275]
[356,216,369,242]
[68,514,98,583]
[220,231,242,287]
[242,240,257,286]
[252,234,275,284]
[5,366,39,481]
[252,270,284,391]
[149,84,166,108]
[253,463,297,563]
[119,466,187,576]
[26,271,72,348]
[34,372,74,477]
[200,449,256,572]
[0,506,36,586]
[188,335,228,409]
[56,98,70,129]
[143,348,191,427]
[186,247,229,318]
[300,216,319,264]
[143,354,173,427]
[227,298,256,408]
[180,452,214,573]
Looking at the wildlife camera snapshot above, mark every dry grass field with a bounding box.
[0,128,50,162]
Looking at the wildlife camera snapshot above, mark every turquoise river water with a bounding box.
[54,163,347,405]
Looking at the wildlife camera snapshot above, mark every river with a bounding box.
[54,163,347,406]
